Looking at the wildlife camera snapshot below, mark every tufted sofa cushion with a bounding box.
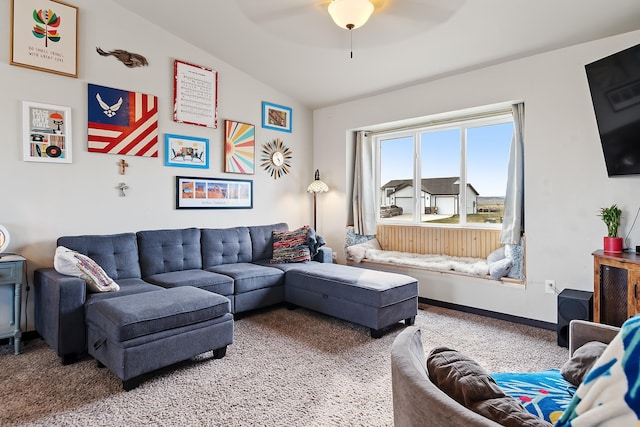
[248,223,288,261]
[137,228,202,276]
[201,227,252,267]
[57,233,141,280]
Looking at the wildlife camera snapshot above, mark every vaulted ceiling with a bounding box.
[113,0,640,109]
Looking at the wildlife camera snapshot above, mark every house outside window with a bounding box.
[376,111,514,227]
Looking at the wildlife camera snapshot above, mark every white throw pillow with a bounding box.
[54,246,120,292]
[346,238,382,263]
[488,258,512,280]
[486,246,505,264]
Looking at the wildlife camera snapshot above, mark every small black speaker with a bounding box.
[557,289,593,347]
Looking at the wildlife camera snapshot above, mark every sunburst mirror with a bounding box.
[261,138,292,180]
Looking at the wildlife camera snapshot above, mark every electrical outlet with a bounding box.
[544,280,556,294]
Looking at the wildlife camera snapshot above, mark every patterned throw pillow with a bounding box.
[54,246,120,292]
[505,239,524,279]
[271,226,311,264]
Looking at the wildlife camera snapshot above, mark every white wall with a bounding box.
[0,0,313,331]
[313,29,640,324]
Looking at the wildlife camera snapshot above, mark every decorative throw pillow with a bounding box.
[560,341,608,386]
[345,238,382,263]
[487,246,506,264]
[271,226,311,263]
[307,227,326,257]
[344,226,376,249]
[428,347,550,427]
[54,246,120,292]
[427,347,506,405]
[489,257,512,280]
[504,241,524,279]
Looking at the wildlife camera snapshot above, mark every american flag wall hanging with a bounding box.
[87,83,159,157]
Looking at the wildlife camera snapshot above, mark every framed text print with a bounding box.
[173,60,218,128]
[22,101,72,163]
[262,102,292,133]
[11,0,78,78]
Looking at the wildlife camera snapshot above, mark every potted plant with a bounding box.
[599,204,623,253]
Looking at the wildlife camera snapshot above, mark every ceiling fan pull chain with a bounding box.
[350,29,353,58]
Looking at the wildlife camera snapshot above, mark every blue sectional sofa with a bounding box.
[34,223,418,365]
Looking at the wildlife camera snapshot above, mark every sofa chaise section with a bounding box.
[285,263,418,338]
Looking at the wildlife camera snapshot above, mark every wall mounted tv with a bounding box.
[585,43,640,177]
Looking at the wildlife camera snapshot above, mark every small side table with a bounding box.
[0,255,25,354]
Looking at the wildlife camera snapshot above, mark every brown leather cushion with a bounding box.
[427,347,552,427]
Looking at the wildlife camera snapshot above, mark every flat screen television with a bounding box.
[585,43,640,176]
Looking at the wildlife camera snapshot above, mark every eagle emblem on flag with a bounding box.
[87,83,158,157]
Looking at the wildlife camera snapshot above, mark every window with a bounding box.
[376,111,514,227]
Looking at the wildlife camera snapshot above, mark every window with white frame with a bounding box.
[376,111,514,227]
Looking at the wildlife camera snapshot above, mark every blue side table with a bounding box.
[0,255,25,354]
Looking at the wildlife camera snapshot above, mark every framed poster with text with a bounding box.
[173,60,218,128]
[11,0,78,78]
[22,101,72,163]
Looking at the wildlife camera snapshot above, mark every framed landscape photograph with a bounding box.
[224,120,255,174]
[165,134,209,169]
[262,101,292,133]
[11,0,78,78]
[22,101,72,163]
[176,176,253,209]
[173,60,218,128]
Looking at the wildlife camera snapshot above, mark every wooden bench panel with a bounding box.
[375,225,501,259]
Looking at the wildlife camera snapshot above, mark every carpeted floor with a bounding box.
[0,304,568,426]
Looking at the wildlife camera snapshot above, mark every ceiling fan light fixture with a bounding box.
[328,0,374,30]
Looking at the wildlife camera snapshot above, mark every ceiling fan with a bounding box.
[239,0,461,24]
[236,0,465,49]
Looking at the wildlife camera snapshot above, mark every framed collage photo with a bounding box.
[261,101,292,133]
[22,101,72,163]
[176,176,253,209]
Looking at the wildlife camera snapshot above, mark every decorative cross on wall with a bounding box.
[118,159,129,175]
[116,182,129,197]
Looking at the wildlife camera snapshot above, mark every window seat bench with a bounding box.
[345,225,524,285]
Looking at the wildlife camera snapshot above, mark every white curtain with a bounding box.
[500,103,525,245]
[352,131,377,235]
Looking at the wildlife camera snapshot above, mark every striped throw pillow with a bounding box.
[270,226,311,263]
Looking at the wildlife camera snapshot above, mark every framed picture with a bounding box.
[224,120,255,174]
[176,176,253,209]
[22,101,72,163]
[262,101,292,133]
[173,60,218,128]
[87,83,159,157]
[10,0,78,78]
[165,134,209,169]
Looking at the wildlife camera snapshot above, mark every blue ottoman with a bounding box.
[285,263,418,338]
[86,286,233,390]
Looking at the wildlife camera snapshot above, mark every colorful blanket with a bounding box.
[555,315,640,426]
[491,369,574,424]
